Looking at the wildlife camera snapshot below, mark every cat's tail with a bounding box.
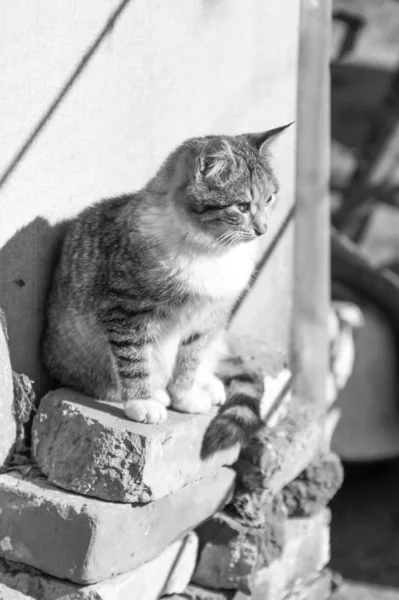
[201,368,292,459]
[201,384,263,459]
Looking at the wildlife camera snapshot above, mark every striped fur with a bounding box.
[201,392,262,459]
[42,127,289,425]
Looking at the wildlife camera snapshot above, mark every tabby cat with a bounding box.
[42,125,289,429]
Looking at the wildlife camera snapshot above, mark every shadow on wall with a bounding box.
[0,0,133,193]
[0,217,68,400]
[0,0,134,401]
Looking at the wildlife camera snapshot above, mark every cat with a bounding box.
[42,125,290,426]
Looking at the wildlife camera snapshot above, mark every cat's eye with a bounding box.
[237,202,250,213]
[265,194,275,206]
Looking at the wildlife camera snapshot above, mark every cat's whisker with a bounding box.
[217,231,237,249]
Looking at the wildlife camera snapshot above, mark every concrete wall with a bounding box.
[0,0,299,398]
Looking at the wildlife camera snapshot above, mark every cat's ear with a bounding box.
[247,122,294,153]
[196,139,238,186]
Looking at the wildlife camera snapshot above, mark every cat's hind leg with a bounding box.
[42,310,122,402]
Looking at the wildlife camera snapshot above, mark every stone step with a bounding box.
[0,468,235,585]
[168,570,332,600]
[0,583,34,600]
[247,510,331,600]
[30,333,286,505]
[0,534,198,600]
[192,509,330,596]
[31,389,240,504]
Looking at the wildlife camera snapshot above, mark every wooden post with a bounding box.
[291,0,332,408]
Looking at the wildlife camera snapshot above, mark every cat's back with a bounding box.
[50,195,133,303]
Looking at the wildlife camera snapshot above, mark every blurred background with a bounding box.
[328,0,399,597]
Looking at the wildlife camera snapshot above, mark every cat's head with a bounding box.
[148,124,292,252]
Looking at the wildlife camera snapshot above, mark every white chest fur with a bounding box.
[177,242,258,299]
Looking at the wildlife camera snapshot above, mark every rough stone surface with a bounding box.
[281,452,344,517]
[283,570,332,600]
[162,532,199,596]
[248,510,331,600]
[165,585,235,600]
[227,399,323,530]
[9,373,36,466]
[32,389,240,503]
[0,311,17,467]
[234,570,332,600]
[193,503,285,594]
[236,400,323,495]
[194,510,330,597]
[0,468,235,584]
[0,536,197,600]
[0,583,33,600]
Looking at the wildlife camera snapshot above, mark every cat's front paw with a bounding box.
[124,399,167,424]
[169,386,212,414]
[153,389,172,407]
[200,374,226,406]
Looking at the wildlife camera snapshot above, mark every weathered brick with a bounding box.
[281,452,344,517]
[0,313,17,467]
[225,399,323,530]
[0,468,235,584]
[165,585,235,600]
[161,532,199,596]
[236,400,323,496]
[248,510,331,600]
[31,389,239,503]
[0,583,33,600]
[193,510,330,596]
[193,494,286,594]
[0,535,197,600]
[284,570,332,600]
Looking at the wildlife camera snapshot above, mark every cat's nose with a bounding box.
[253,221,267,236]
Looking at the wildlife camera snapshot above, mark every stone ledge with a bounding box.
[281,452,344,517]
[165,585,236,600]
[236,400,323,496]
[0,583,34,600]
[192,509,330,595]
[0,534,197,600]
[31,389,240,504]
[0,468,235,584]
[193,496,285,594]
[249,510,331,599]
[283,570,333,600]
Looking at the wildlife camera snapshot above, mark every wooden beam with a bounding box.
[291,0,332,406]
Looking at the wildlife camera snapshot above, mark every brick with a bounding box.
[0,468,235,584]
[235,400,323,496]
[31,389,239,503]
[193,510,330,597]
[0,535,197,600]
[193,496,285,594]
[281,452,344,517]
[161,532,198,596]
[248,510,331,600]
[0,313,16,467]
[284,570,332,600]
[0,583,34,600]
[226,399,323,529]
[165,585,235,600]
